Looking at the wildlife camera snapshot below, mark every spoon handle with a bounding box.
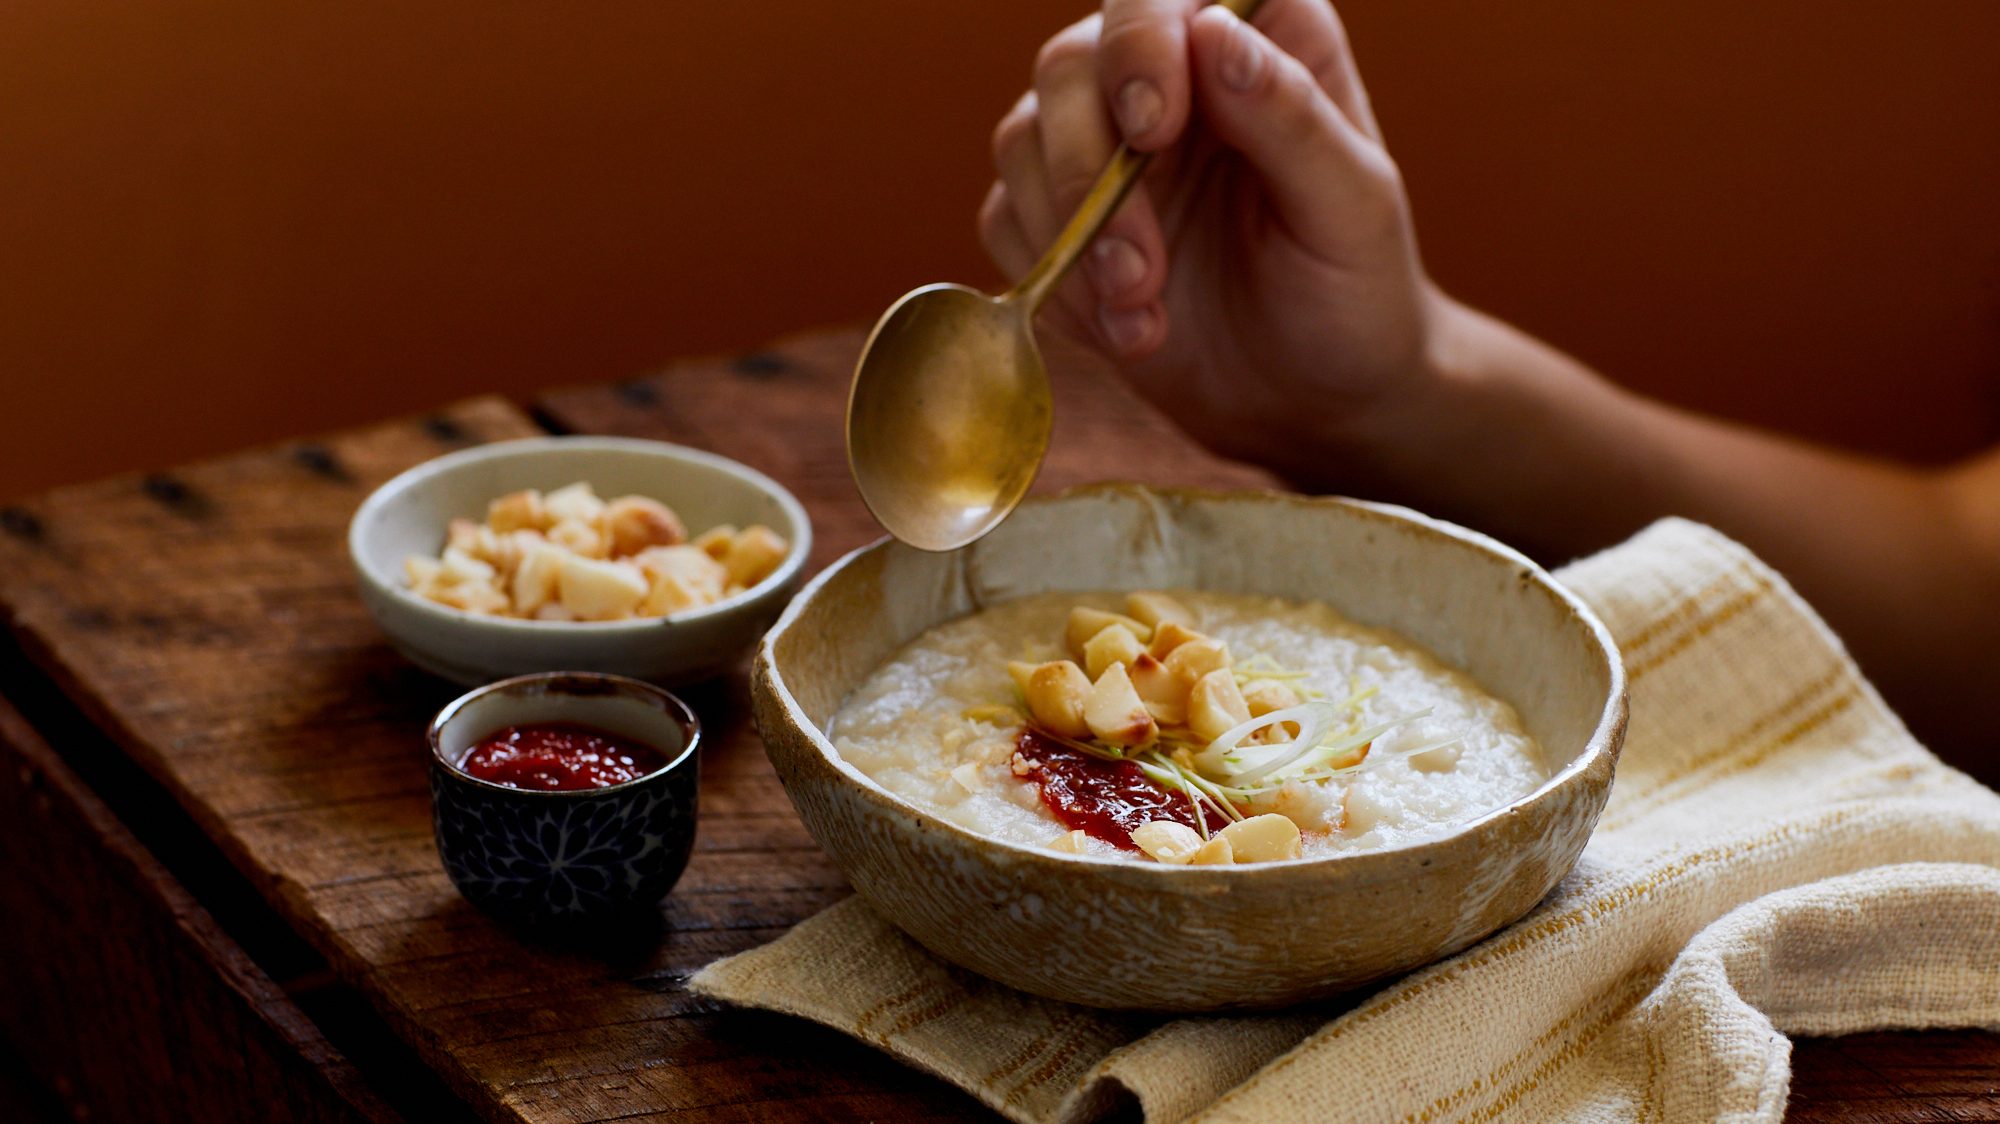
[1009,0,1269,313]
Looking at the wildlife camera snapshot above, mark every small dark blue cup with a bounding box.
[428,672,699,924]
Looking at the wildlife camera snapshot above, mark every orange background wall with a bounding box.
[3,2,1996,500]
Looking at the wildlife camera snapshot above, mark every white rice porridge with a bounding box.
[829,590,1546,861]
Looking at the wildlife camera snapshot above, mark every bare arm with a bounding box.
[1323,299,2000,758]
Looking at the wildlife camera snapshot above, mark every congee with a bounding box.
[829,590,1547,865]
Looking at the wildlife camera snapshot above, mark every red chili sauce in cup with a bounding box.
[460,723,668,791]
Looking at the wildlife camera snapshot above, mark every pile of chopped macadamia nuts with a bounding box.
[404,482,787,620]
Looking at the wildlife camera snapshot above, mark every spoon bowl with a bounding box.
[846,284,1049,552]
[845,0,1265,552]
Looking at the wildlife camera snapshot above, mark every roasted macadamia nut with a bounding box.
[510,542,566,614]
[1188,668,1253,743]
[1066,607,1152,660]
[434,581,508,615]
[1084,662,1158,747]
[1190,834,1235,865]
[547,517,606,559]
[1083,623,1147,680]
[1219,813,1302,863]
[404,556,443,589]
[1048,829,1091,854]
[542,482,606,524]
[486,489,548,534]
[439,546,496,586]
[721,524,788,589]
[1242,679,1303,717]
[1164,638,1231,687]
[603,496,687,556]
[1124,591,1193,631]
[634,545,726,600]
[556,555,648,620]
[1129,653,1187,726]
[1146,620,1204,659]
[1024,661,1093,740]
[1130,821,1203,864]
[693,525,736,560]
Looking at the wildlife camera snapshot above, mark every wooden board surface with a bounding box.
[0,395,974,1121]
[0,695,391,1124]
[0,328,1992,1121]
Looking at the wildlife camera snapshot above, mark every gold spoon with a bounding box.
[846,0,1265,552]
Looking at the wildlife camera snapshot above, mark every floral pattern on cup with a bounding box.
[429,762,695,920]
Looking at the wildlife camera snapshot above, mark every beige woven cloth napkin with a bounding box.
[692,519,2000,1122]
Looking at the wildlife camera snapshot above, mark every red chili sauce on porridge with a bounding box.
[1012,729,1231,847]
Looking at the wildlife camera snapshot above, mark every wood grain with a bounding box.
[0,694,390,1123]
[0,395,978,1121]
[0,329,1991,1121]
[1789,1032,2000,1123]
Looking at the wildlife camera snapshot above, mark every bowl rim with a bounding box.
[348,434,814,631]
[757,482,1628,879]
[428,670,702,796]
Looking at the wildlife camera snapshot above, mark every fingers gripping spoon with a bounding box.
[845,0,1267,551]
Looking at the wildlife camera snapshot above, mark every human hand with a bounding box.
[979,0,1450,475]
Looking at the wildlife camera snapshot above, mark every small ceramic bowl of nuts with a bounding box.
[349,436,811,685]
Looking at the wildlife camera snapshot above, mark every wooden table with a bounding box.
[0,328,1994,1123]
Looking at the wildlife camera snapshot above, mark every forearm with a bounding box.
[1318,298,2000,756]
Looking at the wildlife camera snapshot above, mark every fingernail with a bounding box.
[1088,237,1146,296]
[1220,16,1263,91]
[1099,305,1153,354]
[1116,79,1163,140]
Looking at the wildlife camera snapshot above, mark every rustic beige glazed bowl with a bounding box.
[753,485,1626,1011]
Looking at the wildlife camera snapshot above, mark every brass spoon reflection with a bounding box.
[846,0,1265,552]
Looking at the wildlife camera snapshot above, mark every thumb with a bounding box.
[1188,5,1402,257]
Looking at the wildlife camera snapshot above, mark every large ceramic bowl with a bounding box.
[752,485,1626,1011]
[350,436,811,685]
